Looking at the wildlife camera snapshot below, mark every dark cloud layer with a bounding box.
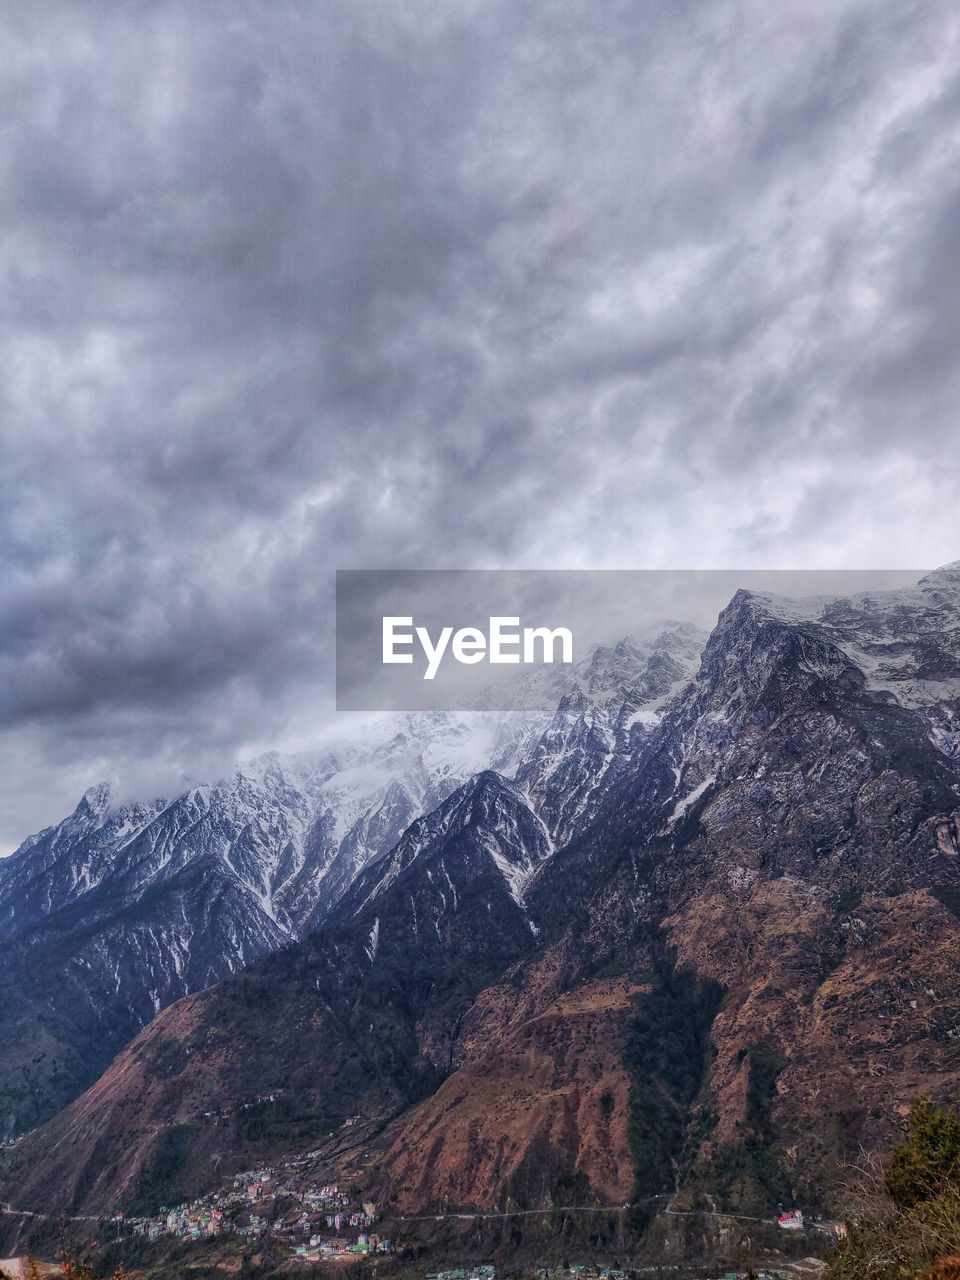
[1,1,959,846]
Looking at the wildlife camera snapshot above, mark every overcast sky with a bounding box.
[2,0,959,848]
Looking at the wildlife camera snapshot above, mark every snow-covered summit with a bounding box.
[717,564,960,712]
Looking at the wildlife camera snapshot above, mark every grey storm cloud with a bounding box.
[1,0,959,846]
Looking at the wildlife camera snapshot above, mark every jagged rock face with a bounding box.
[627,575,960,1211]
[518,628,704,849]
[4,569,960,1226]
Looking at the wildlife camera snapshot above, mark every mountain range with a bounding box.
[1,572,959,1237]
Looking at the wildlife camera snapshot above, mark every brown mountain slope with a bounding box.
[381,972,646,1212]
[372,880,960,1217]
[1,968,400,1214]
[665,881,960,1208]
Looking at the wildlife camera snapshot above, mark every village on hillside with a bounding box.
[116,1162,391,1265]
[2,1108,843,1278]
